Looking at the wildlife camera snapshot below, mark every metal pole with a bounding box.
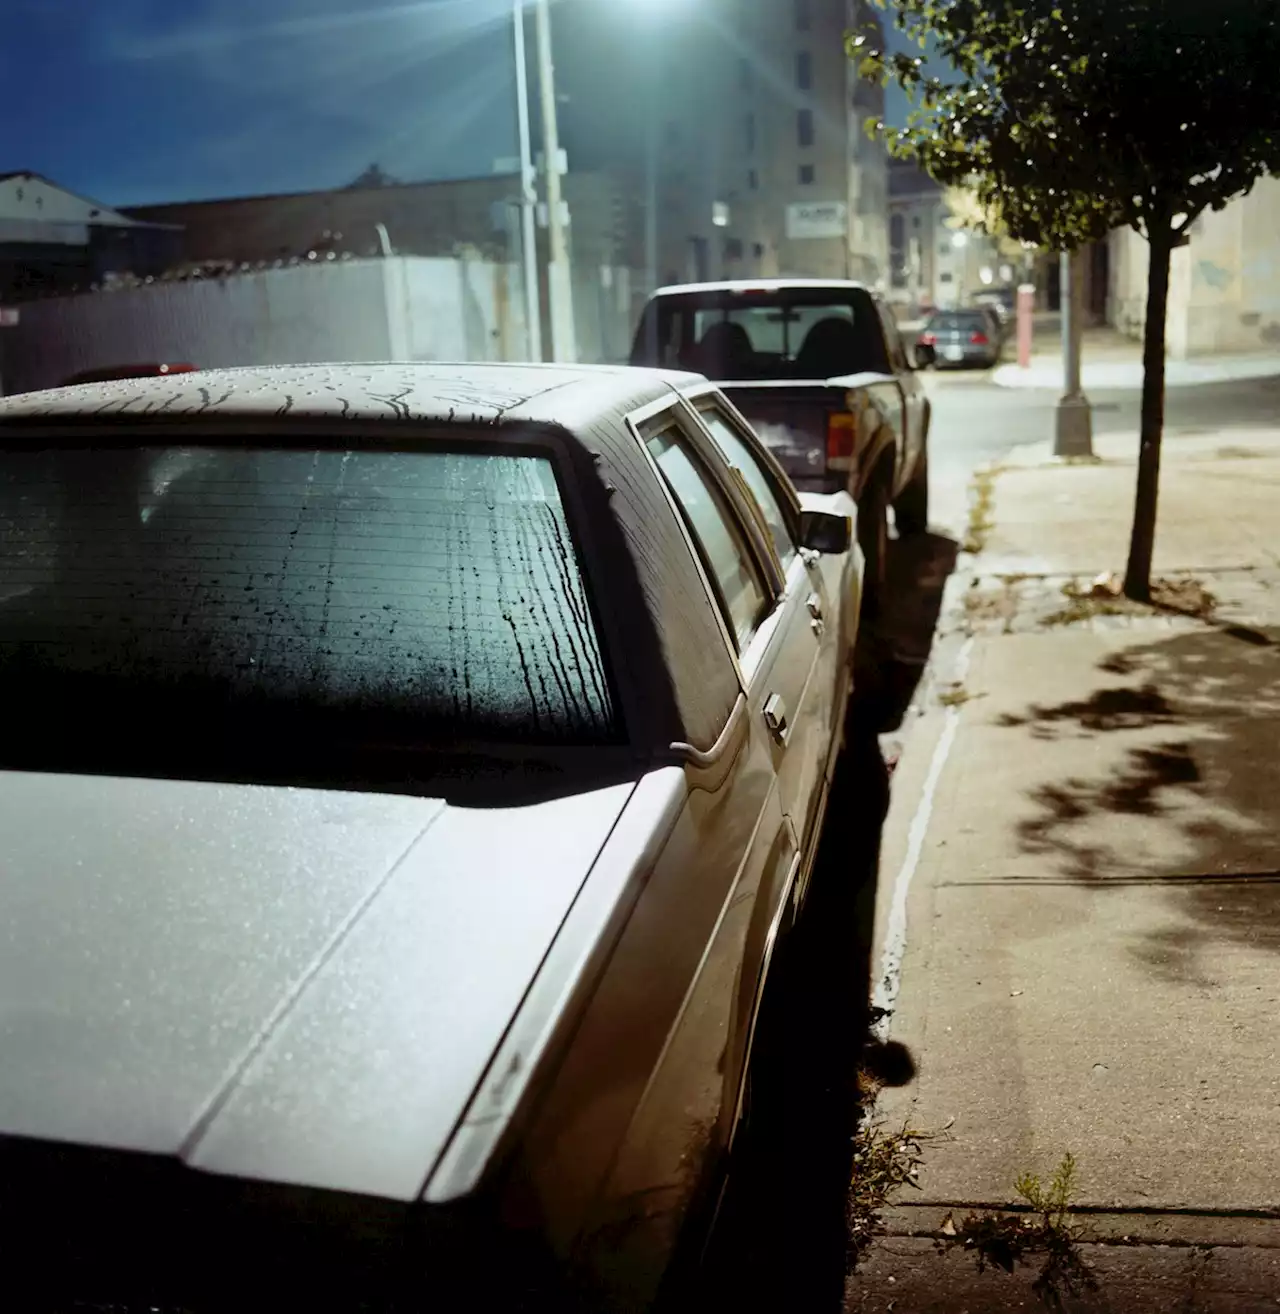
[513,1,543,361]
[645,110,658,296]
[1054,248,1094,457]
[535,0,577,362]
[1059,250,1072,378]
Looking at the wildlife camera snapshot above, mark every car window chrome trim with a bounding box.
[670,690,747,769]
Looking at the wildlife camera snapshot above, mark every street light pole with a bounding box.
[644,107,658,295]
[534,0,577,362]
[513,1,543,362]
[1054,248,1094,457]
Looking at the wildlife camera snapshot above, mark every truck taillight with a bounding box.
[970,331,989,345]
[827,411,857,466]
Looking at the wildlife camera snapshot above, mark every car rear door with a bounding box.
[689,397,841,850]
[645,409,826,857]
[558,403,836,1297]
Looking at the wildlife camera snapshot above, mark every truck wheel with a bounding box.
[858,469,890,626]
[894,449,930,537]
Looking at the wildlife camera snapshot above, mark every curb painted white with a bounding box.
[870,635,975,1043]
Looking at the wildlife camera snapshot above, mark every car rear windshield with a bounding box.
[0,443,621,780]
[632,288,891,380]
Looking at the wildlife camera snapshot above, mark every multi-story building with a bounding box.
[604,0,890,289]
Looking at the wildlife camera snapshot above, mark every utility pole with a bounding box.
[535,0,577,363]
[644,109,659,295]
[1054,248,1094,457]
[512,1,543,361]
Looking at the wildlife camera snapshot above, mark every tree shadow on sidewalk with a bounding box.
[993,623,1280,985]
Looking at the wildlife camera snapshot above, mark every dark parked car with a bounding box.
[916,309,1002,370]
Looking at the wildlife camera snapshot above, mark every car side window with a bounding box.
[696,406,797,571]
[646,425,769,651]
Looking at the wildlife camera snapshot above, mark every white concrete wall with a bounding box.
[1183,175,1280,354]
[1,256,546,395]
[572,264,639,365]
[1108,176,1280,358]
[0,253,640,393]
[390,257,525,364]
[2,259,394,393]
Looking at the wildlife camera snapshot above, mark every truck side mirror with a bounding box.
[913,342,936,370]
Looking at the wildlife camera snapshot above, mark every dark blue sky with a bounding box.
[2,0,928,208]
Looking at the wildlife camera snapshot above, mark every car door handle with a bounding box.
[763,693,788,743]
[806,592,823,621]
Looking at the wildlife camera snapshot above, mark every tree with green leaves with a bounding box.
[941,182,1029,264]
[853,1,1280,601]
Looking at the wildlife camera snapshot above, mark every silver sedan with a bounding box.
[0,362,866,1311]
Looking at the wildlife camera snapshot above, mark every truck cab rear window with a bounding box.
[632,288,892,380]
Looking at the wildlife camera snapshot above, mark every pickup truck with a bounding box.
[630,279,933,617]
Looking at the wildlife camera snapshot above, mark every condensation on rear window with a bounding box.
[0,446,618,750]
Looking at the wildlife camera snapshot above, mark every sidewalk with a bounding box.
[992,329,1280,390]
[847,430,1280,1310]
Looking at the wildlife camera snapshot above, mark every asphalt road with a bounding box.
[920,364,1280,540]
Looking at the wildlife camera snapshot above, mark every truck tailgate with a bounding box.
[721,383,850,493]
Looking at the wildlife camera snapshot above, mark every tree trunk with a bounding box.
[1122,223,1173,602]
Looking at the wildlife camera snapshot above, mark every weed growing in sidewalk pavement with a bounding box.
[847,1051,945,1266]
[962,467,1000,555]
[937,1152,1100,1312]
[847,1114,941,1261]
[938,683,984,708]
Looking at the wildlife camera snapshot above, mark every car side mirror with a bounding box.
[798,509,852,555]
[913,342,936,369]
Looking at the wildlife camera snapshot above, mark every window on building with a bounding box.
[796,51,812,90]
[795,0,811,31]
[799,164,816,185]
[746,113,756,154]
[724,237,744,261]
[748,168,759,190]
[797,109,814,148]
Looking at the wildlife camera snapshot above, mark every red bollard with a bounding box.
[1017,282,1035,369]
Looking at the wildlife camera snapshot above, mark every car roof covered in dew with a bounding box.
[0,361,739,759]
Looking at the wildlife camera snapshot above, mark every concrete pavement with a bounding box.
[989,325,1280,391]
[920,371,1280,544]
[850,426,1280,1310]
[993,351,1280,391]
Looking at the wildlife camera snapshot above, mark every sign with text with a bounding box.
[785,201,848,241]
